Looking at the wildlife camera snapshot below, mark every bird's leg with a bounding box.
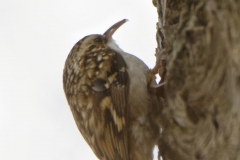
[149,49,166,87]
[156,58,167,98]
[148,49,167,98]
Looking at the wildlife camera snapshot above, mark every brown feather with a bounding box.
[63,35,130,160]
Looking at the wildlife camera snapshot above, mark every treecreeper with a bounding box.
[63,19,161,160]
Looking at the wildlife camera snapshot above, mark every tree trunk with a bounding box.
[152,0,240,160]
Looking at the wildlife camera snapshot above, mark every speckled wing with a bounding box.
[63,42,130,160]
[90,50,129,160]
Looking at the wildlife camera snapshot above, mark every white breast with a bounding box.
[107,39,150,119]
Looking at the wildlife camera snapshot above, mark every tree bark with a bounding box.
[153,0,240,160]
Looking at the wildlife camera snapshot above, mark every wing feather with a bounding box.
[63,38,130,160]
[90,50,129,160]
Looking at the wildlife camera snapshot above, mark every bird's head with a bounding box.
[64,19,129,88]
[69,19,128,57]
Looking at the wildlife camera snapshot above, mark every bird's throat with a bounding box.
[107,39,124,54]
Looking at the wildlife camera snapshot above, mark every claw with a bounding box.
[150,82,166,88]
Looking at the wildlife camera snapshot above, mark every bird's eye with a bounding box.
[93,38,102,43]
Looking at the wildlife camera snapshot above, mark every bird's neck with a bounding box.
[107,39,125,54]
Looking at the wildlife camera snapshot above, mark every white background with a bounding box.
[0,0,158,159]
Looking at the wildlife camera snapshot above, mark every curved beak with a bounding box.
[103,19,128,41]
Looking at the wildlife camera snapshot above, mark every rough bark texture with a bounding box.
[153,0,240,160]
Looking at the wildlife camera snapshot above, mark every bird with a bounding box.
[63,19,160,160]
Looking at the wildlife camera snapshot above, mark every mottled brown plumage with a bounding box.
[63,19,160,160]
